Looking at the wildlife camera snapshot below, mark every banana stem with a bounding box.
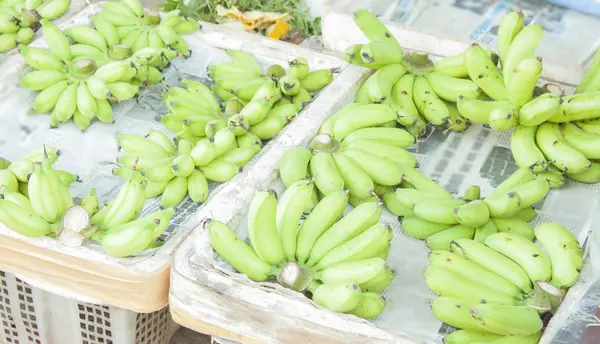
[21,9,41,23]
[108,44,133,60]
[309,134,340,153]
[69,59,98,79]
[403,53,434,75]
[145,10,161,25]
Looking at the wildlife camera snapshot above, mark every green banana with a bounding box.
[431,297,488,331]
[469,303,543,336]
[492,217,535,241]
[413,75,449,125]
[332,104,397,141]
[205,219,276,282]
[454,200,490,228]
[561,122,600,159]
[425,71,481,102]
[247,190,285,265]
[473,220,498,243]
[426,225,475,251]
[277,179,314,261]
[413,199,465,225]
[425,265,522,305]
[332,153,374,198]
[296,189,349,265]
[313,223,392,270]
[306,201,382,267]
[342,149,405,186]
[400,217,450,239]
[534,222,583,289]
[484,192,522,218]
[507,57,543,106]
[536,122,591,174]
[451,239,533,293]
[503,24,544,86]
[349,292,387,320]
[519,93,562,127]
[309,281,362,313]
[497,11,525,66]
[444,330,503,344]
[309,152,345,196]
[279,147,312,188]
[464,43,507,100]
[485,233,552,283]
[510,125,550,172]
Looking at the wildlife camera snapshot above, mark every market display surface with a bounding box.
[170,9,598,344]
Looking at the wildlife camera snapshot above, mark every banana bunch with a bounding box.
[509,122,600,183]
[206,182,393,319]
[429,220,582,342]
[209,49,335,107]
[281,116,418,207]
[95,0,199,58]
[88,182,176,257]
[343,10,483,136]
[113,130,213,208]
[0,0,71,52]
[385,167,550,249]
[19,20,142,130]
[0,146,75,238]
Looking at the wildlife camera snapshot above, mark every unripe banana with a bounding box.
[19,45,66,72]
[54,81,78,123]
[534,222,583,289]
[331,104,397,141]
[306,201,382,267]
[278,147,311,187]
[160,176,188,208]
[205,219,276,282]
[519,92,562,127]
[287,57,309,80]
[332,153,374,198]
[454,200,490,228]
[391,73,421,120]
[276,179,314,261]
[485,232,551,283]
[443,100,471,132]
[309,281,362,313]
[469,303,543,336]
[40,19,70,62]
[171,154,195,177]
[561,122,600,159]
[7,160,33,183]
[349,292,387,320]
[358,64,407,103]
[456,96,510,125]
[200,160,241,182]
[484,192,521,218]
[400,217,450,239]
[429,250,523,298]
[341,140,417,167]
[502,178,550,209]
[413,75,449,125]
[314,223,392,270]
[549,91,600,123]
[497,11,525,66]
[474,220,498,243]
[382,191,413,217]
[567,161,600,183]
[507,57,543,106]
[492,217,535,241]
[503,24,544,86]
[535,168,566,189]
[28,163,60,223]
[0,199,52,237]
[516,206,537,222]
[451,239,533,293]
[510,125,550,172]
[64,26,108,53]
[431,297,487,331]
[464,43,508,100]
[492,167,535,195]
[401,168,454,198]
[426,225,475,251]
[300,68,335,92]
[425,265,522,305]
[314,257,387,286]
[353,9,401,48]
[536,122,591,174]
[30,79,67,113]
[341,127,415,148]
[413,199,465,225]
[489,104,519,131]
[432,54,468,78]
[342,149,405,186]
[296,189,349,264]
[425,71,481,102]
[245,190,286,265]
[1,185,34,212]
[309,152,344,196]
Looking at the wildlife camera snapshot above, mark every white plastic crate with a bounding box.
[0,3,349,313]
[168,21,598,344]
[0,270,179,344]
